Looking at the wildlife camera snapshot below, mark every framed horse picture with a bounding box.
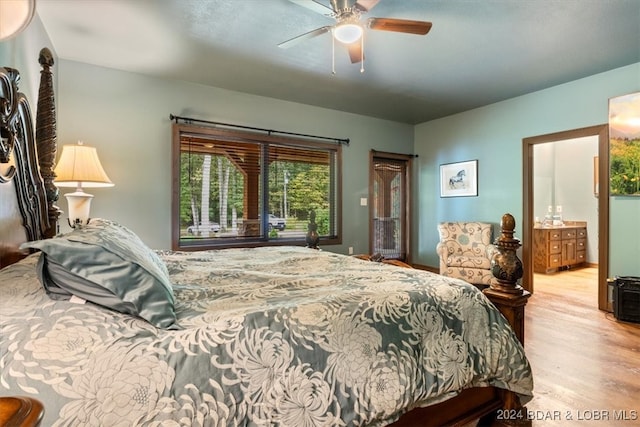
[440,159,478,197]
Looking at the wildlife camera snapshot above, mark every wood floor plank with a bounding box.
[524,268,640,426]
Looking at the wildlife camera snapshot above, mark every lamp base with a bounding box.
[64,191,94,229]
[67,217,92,229]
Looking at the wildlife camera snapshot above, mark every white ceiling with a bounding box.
[36,0,640,124]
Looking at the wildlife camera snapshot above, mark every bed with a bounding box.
[0,51,533,426]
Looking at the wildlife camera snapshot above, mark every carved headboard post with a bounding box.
[0,54,53,268]
[482,213,531,419]
[484,213,530,344]
[36,47,60,237]
[0,68,20,174]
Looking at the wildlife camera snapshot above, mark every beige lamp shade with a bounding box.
[54,142,114,189]
[0,0,36,41]
[54,142,113,228]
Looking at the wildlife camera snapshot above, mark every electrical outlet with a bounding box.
[348,246,354,255]
[360,198,367,206]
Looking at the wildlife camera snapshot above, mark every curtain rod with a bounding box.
[170,114,350,146]
[371,149,419,158]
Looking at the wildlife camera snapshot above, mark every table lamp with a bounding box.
[54,141,114,228]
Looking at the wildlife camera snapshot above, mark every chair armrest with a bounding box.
[436,241,454,274]
[436,242,449,260]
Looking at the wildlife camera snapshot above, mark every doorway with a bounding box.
[523,124,611,311]
[369,151,413,261]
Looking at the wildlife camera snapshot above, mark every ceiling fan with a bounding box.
[278,0,432,69]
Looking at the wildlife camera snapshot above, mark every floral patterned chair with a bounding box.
[436,221,497,287]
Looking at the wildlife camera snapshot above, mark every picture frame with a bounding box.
[609,91,640,196]
[440,160,478,197]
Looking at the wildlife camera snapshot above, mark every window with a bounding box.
[172,123,342,250]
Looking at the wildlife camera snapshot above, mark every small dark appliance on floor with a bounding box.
[613,276,640,323]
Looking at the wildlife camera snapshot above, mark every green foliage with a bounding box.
[181,150,334,237]
[313,208,330,235]
[180,153,202,227]
[287,164,330,215]
[180,153,245,228]
[610,138,640,195]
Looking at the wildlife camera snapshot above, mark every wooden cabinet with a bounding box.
[533,223,587,274]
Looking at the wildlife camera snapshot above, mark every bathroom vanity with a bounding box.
[533,222,587,274]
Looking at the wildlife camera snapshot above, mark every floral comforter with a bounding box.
[1,246,533,426]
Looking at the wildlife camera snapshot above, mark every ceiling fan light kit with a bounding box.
[333,23,363,44]
[0,0,36,41]
[332,27,365,74]
[280,0,432,74]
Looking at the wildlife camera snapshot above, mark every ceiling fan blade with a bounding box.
[278,26,332,49]
[287,0,334,15]
[355,0,380,12]
[348,42,364,63]
[368,18,433,35]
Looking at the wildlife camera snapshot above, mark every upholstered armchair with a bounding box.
[436,221,497,287]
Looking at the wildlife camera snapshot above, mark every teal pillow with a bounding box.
[21,218,178,329]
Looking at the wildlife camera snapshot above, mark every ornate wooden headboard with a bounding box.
[0,48,60,268]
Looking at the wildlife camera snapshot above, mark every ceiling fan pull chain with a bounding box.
[360,33,365,73]
[332,29,336,75]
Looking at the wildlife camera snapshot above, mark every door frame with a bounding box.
[522,124,610,310]
[368,150,413,262]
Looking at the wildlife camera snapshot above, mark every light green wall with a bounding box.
[0,15,55,113]
[54,60,413,253]
[2,19,639,275]
[414,63,640,276]
[610,197,640,275]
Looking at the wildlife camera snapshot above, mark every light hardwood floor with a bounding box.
[524,267,640,426]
